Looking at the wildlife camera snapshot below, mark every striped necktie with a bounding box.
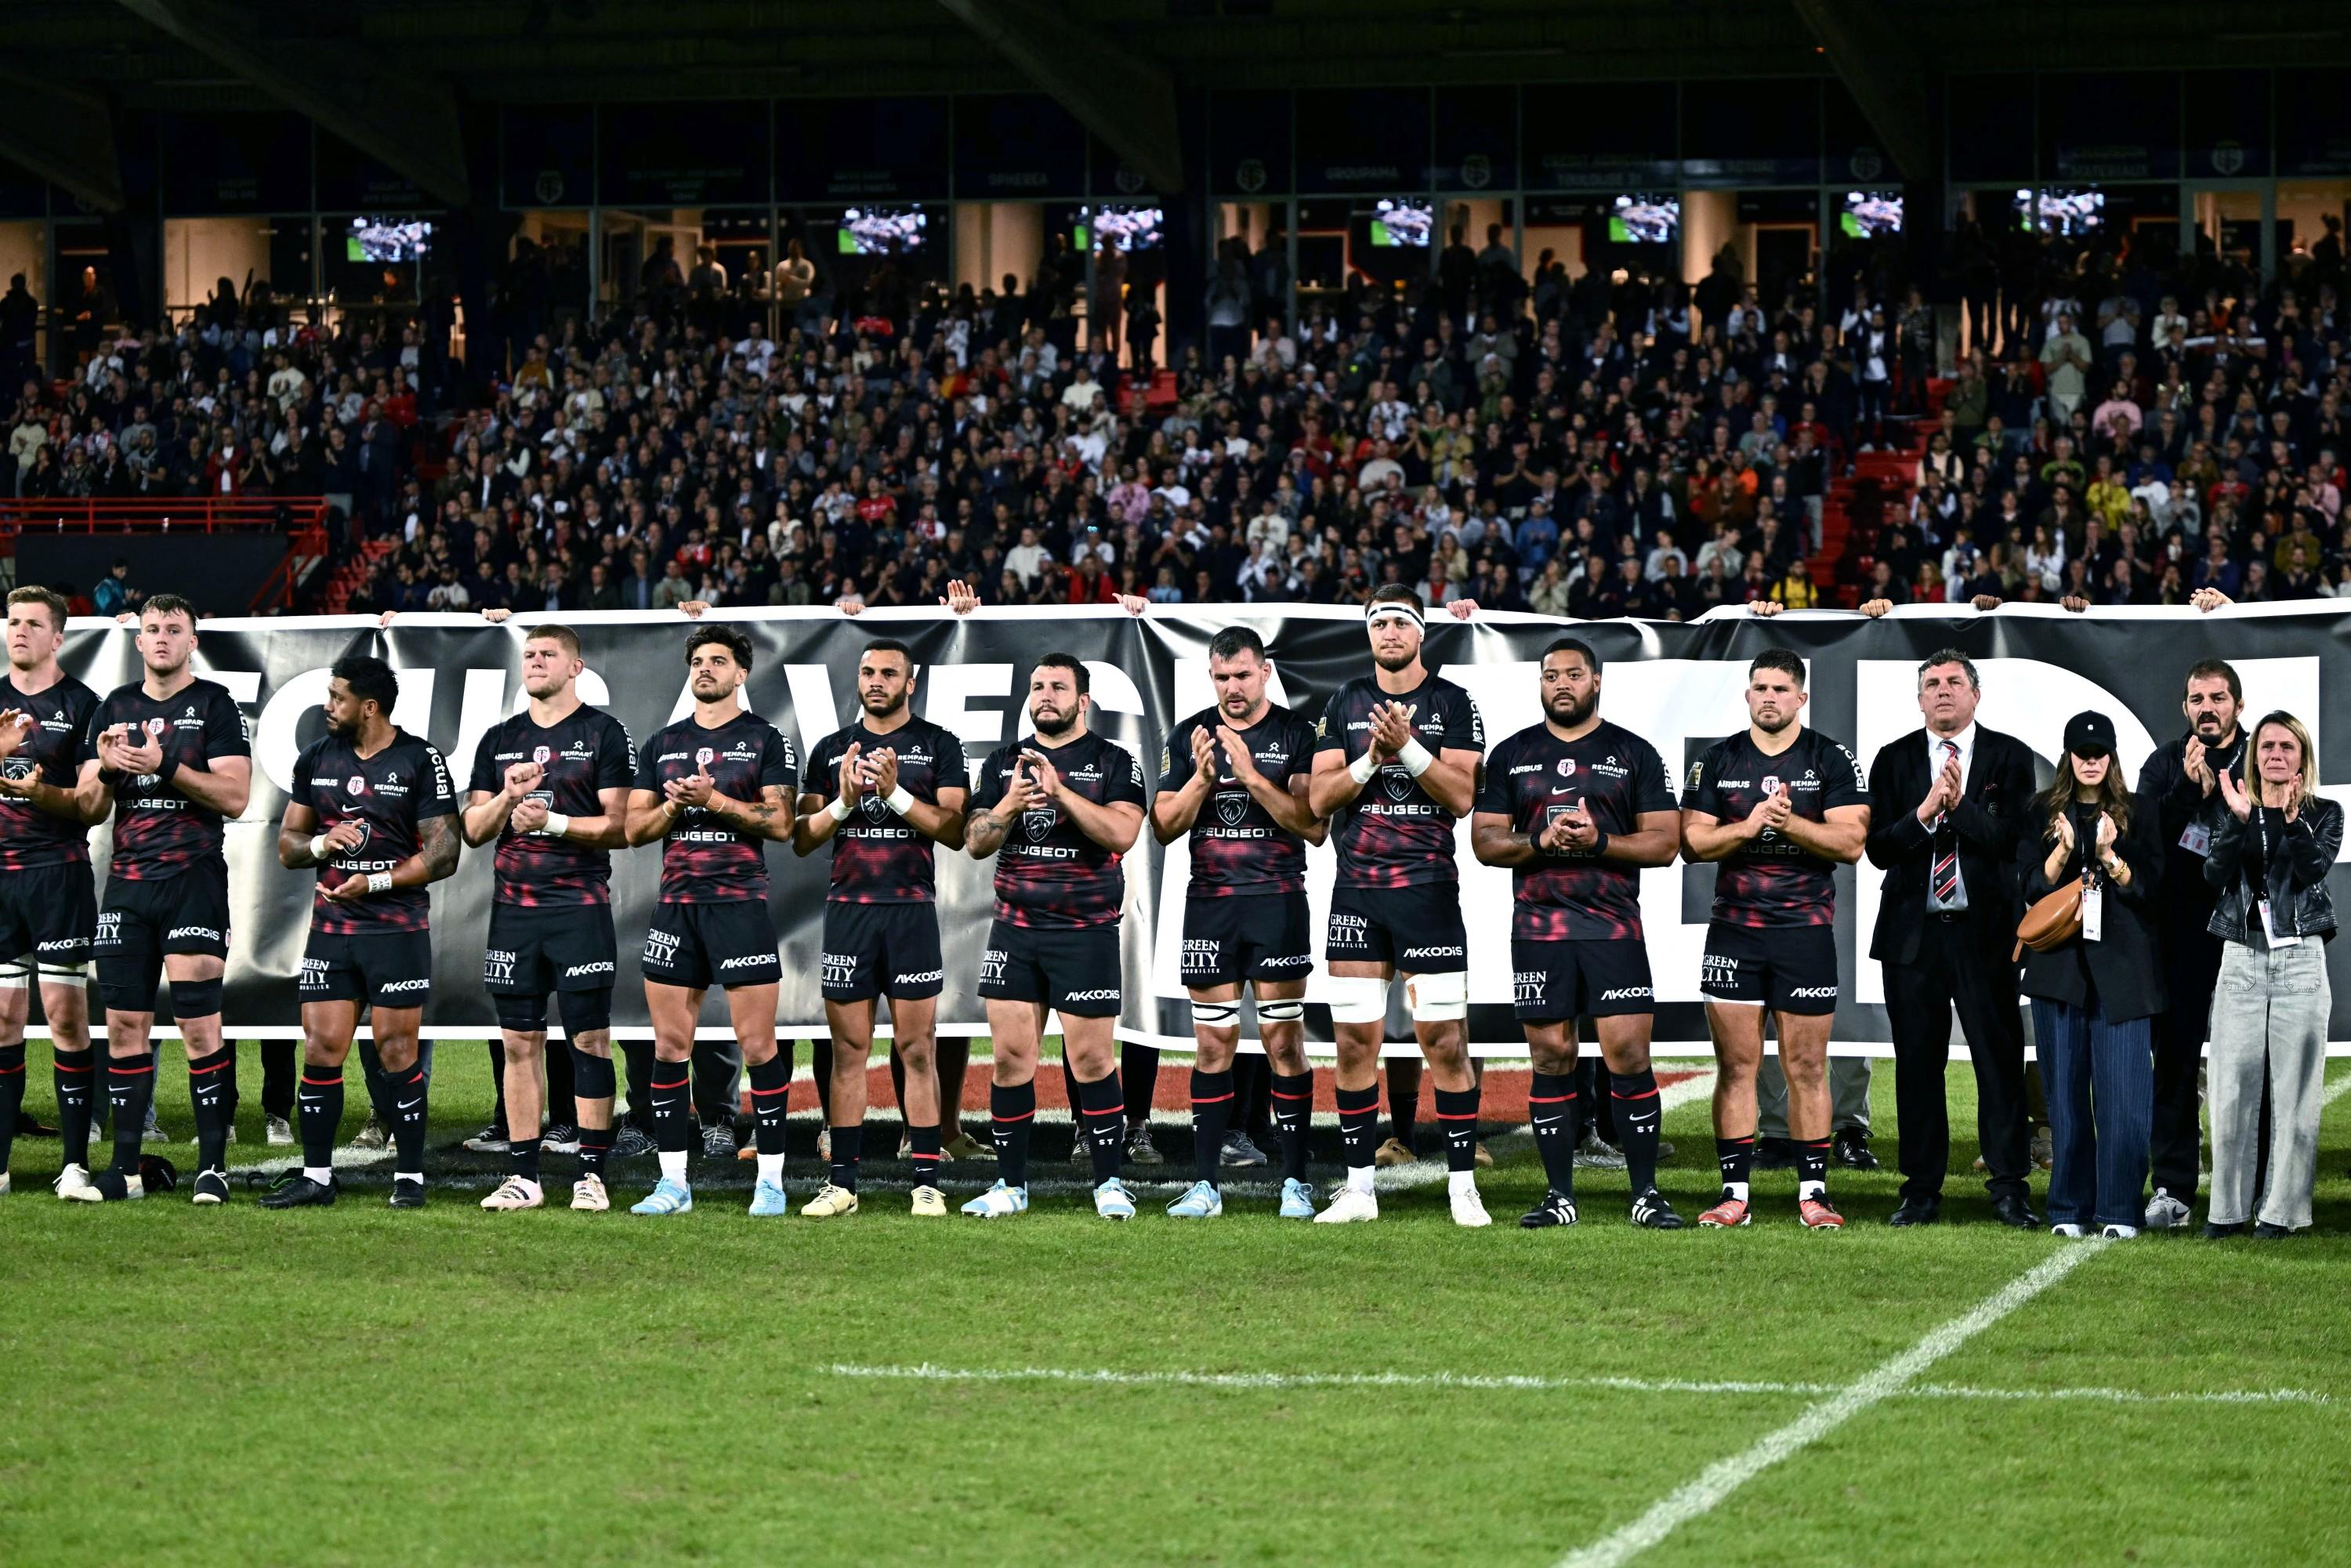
[1930,739,1962,907]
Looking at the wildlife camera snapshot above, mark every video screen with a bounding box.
[838,207,929,255]
[1607,194,1679,245]
[2017,188,2106,237]
[346,218,434,263]
[1368,199,1433,248]
[1075,205,1165,252]
[1840,191,1903,238]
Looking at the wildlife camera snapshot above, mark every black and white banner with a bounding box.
[46,602,2351,1052]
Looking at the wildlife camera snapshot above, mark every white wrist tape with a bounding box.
[1348,750,1379,786]
[539,813,571,837]
[886,785,915,815]
[827,795,853,824]
[366,871,393,894]
[1398,738,1435,777]
[308,835,330,862]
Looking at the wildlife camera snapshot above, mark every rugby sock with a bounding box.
[1189,1067,1234,1186]
[907,1121,943,1190]
[1796,1139,1831,1200]
[187,1046,233,1175]
[53,1047,94,1168]
[390,1065,429,1175]
[1058,1058,1083,1151]
[1121,1044,1158,1128]
[1387,1059,1421,1154]
[989,1080,1034,1188]
[0,1043,24,1172]
[575,1123,610,1180]
[299,1066,344,1175]
[510,1126,542,1183]
[747,1054,790,1161]
[1531,1071,1578,1199]
[1610,1069,1662,1196]
[1434,1085,1480,1175]
[1335,1081,1379,1193]
[107,1051,156,1174]
[484,1041,508,1139]
[650,1063,692,1184]
[828,1126,862,1193]
[1078,1071,1126,1185]
[621,1041,655,1132]
[545,1039,576,1129]
[1715,1135,1754,1201]
[1270,1070,1313,1182]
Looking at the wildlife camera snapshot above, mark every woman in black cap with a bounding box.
[2018,710,2165,1239]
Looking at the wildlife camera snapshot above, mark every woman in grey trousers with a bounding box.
[2204,712,2340,1238]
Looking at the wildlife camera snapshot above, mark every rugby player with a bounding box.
[1307,585,1489,1226]
[623,624,797,1217]
[962,654,1147,1219]
[1473,637,1685,1229]
[1680,649,1871,1229]
[794,637,968,1218]
[1150,625,1324,1219]
[262,657,460,1210]
[0,587,104,1197]
[465,624,636,1213]
[67,596,252,1203]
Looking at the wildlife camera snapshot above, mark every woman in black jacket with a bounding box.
[2017,711,2165,1239]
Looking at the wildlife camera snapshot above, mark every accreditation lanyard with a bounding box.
[2256,808,2301,948]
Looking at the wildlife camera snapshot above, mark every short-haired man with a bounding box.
[962,653,1147,1219]
[263,657,461,1210]
[794,638,969,1217]
[0,586,106,1196]
[1150,625,1325,1219]
[464,623,637,1212]
[1864,650,2039,1228]
[1473,637,1686,1229]
[1681,649,1871,1229]
[624,624,798,1217]
[68,596,253,1203]
[2134,659,2247,1229]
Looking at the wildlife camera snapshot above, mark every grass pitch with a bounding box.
[2,1044,2348,1568]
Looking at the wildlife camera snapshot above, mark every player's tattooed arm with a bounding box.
[1470,811,1541,867]
[700,784,795,842]
[416,812,462,883]
[966,763,1041,860]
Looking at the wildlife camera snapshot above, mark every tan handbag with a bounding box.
[2013,877,2085,961]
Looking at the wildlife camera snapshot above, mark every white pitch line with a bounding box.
[1552,1240,2110,1568]
[819,1359,2333,1409]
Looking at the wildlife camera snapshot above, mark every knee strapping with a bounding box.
[556,987,612,1037]
[1256,998,1305,1023]
[1191,1000,1241,1031]
[169,976,223,1019]
[567,1042,617,1099]
[494,993,550,1034]
[1405,970,1467,1022]
[1325,974,1389,1025]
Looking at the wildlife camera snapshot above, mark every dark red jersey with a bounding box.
[88,677,251,882]
[1476,719,1677,941]
[1682,726,1868,929]
[1157,702,1317,897]
[1313,671,1485,889]
[633,711,799,903]
[804,715,968,904]
[469,705,636,907]
[970,730,1144,929]
[292,729,457,935]
[0,674,99,871]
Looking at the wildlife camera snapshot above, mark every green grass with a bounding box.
[3,1045,2349,1568]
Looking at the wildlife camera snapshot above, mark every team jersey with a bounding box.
[1157,702,1317,897]
[1313,670,1485,889]
[292,729,458,935]
[87,676,251,882]
[469,705,636,906]
[0,673,100,871]
[803,715,968,904]
[632,710,799,903]
[969,730,1145,929]
[1476,719,1678,941]
[1682,726,1869,928]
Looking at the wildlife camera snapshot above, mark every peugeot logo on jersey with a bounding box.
[1382,768,1414,803]
[1215,791,1249,827]
[1023,806,1056,841]
[860,793,890,824]
[0,757,30,782]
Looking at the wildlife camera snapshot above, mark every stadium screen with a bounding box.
[1367,199,1434,248]
[839,208,929,255]
[1075,205,1165,253]
[1840,191,1903,238]
[1607,194,1679,245]
[2017,188,2106,236]
[346,218,434,263]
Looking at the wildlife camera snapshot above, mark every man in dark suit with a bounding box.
[1864,649,2040,1228]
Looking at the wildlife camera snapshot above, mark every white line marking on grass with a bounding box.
[1552,1239,2110,1568]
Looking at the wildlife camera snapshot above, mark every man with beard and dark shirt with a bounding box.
[623,624,797,1219]
[1472,637,1686,1231]
[261,658,459,1211]
[2135,658,2248,1231]
[0,587,104,1197]
[793,638,969,1218]
[1306,585,1490,1227]
[464,624,636,1214]
[67,596,252,1204]
[1681,649,1871,1230]
[962,654,1147,1220]
[1150,625,1324,1220]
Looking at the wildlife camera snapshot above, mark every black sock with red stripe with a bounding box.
[1336,1081,1380,1174]
[1270,1070,1313,1182]
[650,1064,694,1153]
[187,1046,233,1174]
[828,1126,863,1192]
[53,1047,93,1168]
[1715,1135,1754,1195]
[575,1123,610,1179]
[107,1051,155,1175]
[1434,1085,1480,1174]
[389,1065,429,1174]
[1077,1071,1126,1185]
[1796,1138,1831,1198]
[747,1053,789,1157]
[1610,1069,1662,1196]
[1188,1067,1234,1186]
[1531,1071,1578,1198]
[989,1080,1034,1188]
[299,1065,344,1171]
[907,1122,942,1190]
[0,1043,24,1172]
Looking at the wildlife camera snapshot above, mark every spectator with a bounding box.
[92,558,138,617]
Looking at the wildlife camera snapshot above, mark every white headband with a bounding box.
[1366,601,1424,630]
